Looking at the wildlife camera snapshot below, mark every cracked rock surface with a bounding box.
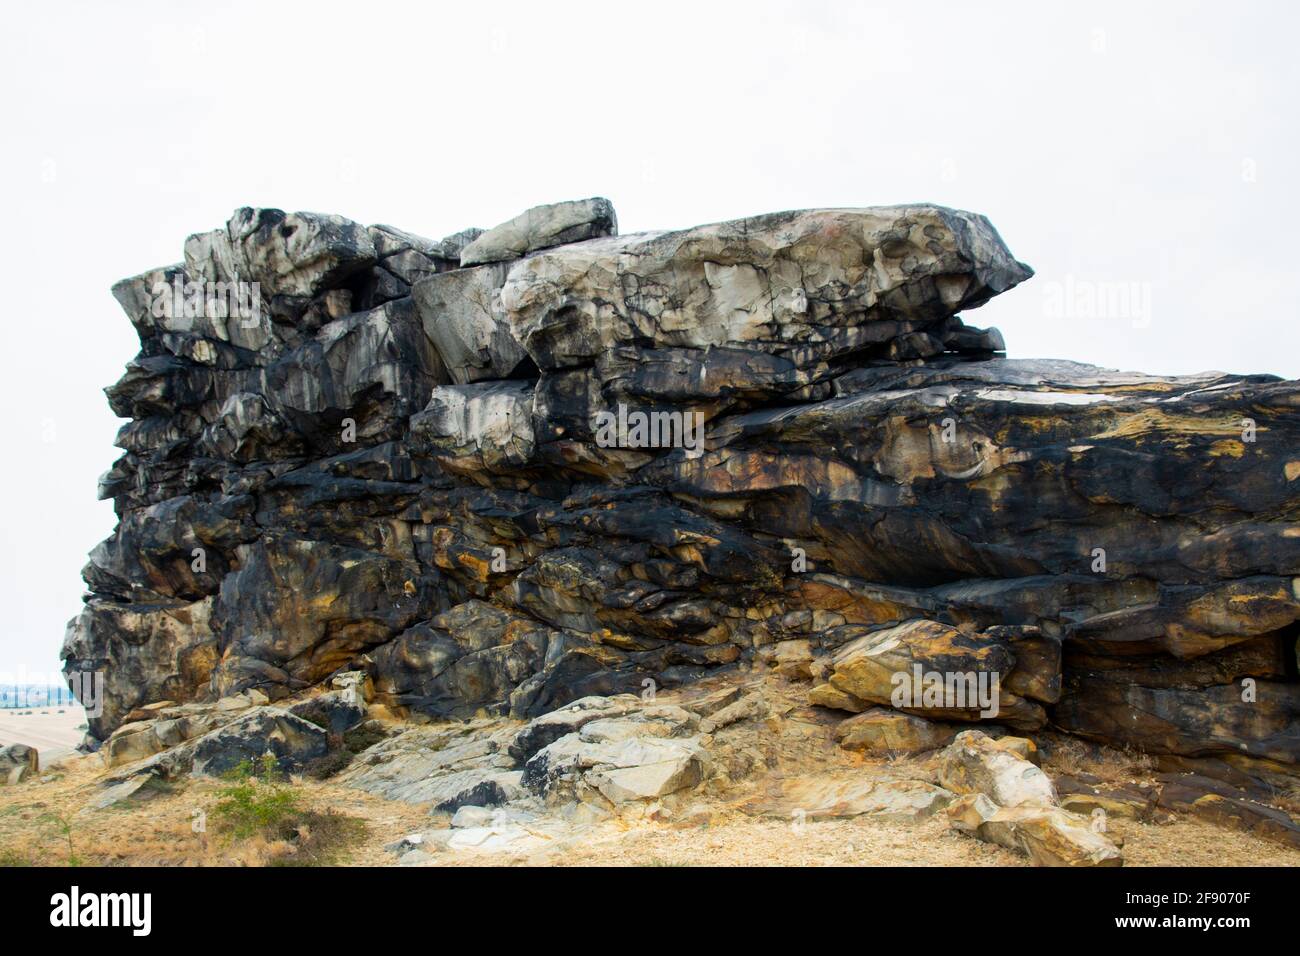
[63,197,1299,807]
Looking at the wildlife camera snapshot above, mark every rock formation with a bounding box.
[64,196,1300,810]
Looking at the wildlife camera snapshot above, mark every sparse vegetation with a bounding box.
[40,811,82,866]
[210,753,366,864]
[304,749,354,780]
[1041,735,1155,783]
[267,810,367,866]
[211,754,302,838]
[343,723,387,754]
[0,847,35,867]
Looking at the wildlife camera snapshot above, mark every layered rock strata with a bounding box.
[64,198,1300,791]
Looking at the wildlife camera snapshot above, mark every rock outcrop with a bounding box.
[0,744,38,785]
[63,197,1300,805]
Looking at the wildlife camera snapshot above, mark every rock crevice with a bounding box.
[63,198,1300,792]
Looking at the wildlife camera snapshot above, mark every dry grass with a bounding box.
[2,711,1297,868]
[1040,734,1156,784]
[1265,781,1300,818]
[0,754,427,867]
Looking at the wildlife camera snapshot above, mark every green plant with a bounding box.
[209,753,366,864]
[40,812,82,866]
[211,755,300,839]
[0,848,35,867]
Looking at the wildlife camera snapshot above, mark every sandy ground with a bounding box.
[2,748,1298,868]
[0,707,87,764]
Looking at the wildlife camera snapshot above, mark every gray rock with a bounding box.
[522,717,710,804]
[460,197,616,266]
[88,774,159,810]
[410,263,531,383]
[189,709,329,777]
[410,381,536,476]
[507,695,641,763]
[937,730,1057,809]
[185,207,377,302]
[64,196,1300,793]
[288,690,367,736]
[499,205,1030,372]
[0,744,38,785]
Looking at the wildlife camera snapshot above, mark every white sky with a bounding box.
[1,0,1296,675]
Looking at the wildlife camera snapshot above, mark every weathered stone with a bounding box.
[1055,775,1159,821]
[698,693,767,734]
[410,264,531,383]
[501,206,1028,372]
[1155,773,1300,848]
[461,197,616,266]
[981,805,1124,867]
[287,690,367,736]
[189,710,329,777]
[0,744,38,785]
[835,708,960,754]
[370,600,552,720]
[337,720,526,810]
[1054,678,1299,767]
[748,775,953,822]
[410,381,536,477]
[87,774,160,810]
[185,207,377,302]
[210,534,435,700]
[62,198,1300,795]
[937,730,1056,808]
[522,714,709,804]
[814,619,1049,729]
[945,792,1123,866]
[63,598,216,740]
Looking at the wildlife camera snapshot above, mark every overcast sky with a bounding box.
[1,0,1296,676]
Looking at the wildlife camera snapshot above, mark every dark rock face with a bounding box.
[64,199,1300,782]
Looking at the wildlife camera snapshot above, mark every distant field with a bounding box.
[0,707,87,765]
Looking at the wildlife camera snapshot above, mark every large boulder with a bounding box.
[410,263,531,383]
[0,744,38,785]
[500,205,1028,372]
[460,197,617,266]
[834,708,961,754]
[937,730,1056,808]
[946,794,1123,867]
[506,695,642,763]
[185,207,377,303]
[520,704,707,804]
[809,619,1052,729]
[189,710,329,777]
